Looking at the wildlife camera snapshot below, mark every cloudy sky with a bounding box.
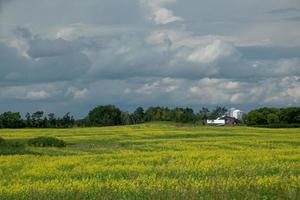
[1,0,300,117]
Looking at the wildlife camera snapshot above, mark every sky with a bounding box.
[0,0,300,117]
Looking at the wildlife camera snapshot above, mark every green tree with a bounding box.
[131,107,145,124]
[198,107,210,120]
[176,108,196,123]
[25,113,32,127]
[61,112,75,128]
[31,111,44,128]
[246,111,267,125]
[246,107,279,125]
[209,106,227,119]
[267,113,280,124]
[145,107,163,121]
[0,112,23,128]
[88,105,122,126]
[121,112,131,125]
[279,107,300,124]
[48,113,57,128]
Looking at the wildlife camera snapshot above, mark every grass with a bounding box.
[0,122,300,199]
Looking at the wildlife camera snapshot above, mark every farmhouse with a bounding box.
[207,119,226,125]
[207,116,238,125]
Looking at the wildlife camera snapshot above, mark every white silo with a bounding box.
[227,108,236,118]
[232,109,244,121]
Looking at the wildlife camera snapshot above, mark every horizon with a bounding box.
[1,0,300,118]
[1,104,298,120]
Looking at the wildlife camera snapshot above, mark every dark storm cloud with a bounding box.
[0,42,90,85]
[0,0,9,10]
[27,38,80,58]
[284,16,300,21]
[1,0,300,116]
[14,26,33,39]
[267,7,300,14]
[238,46,300,59]
[0,0,142,26]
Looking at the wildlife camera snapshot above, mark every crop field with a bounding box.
[0,122,300,200]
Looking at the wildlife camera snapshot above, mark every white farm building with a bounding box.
[207,119,226,125]
[207,108,244,125]
[232,109,244,121]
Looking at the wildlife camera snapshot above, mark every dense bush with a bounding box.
[28,137,66,148]
[0,138,27,155]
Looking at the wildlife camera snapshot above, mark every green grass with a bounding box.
[0,122,300,199]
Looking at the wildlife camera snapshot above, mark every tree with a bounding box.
[267,113,280,124]
[25,113,32,127]
[42,117,49,128]
[131,107,145,124]
[246,107,279,125]
[246,111,267,125]
[48,113,57,128]
[209,106,227,119]
[121,112,131,125]
[0,112,23,128]
[61,112,75,128]
[198,107,210,120]
[31,111,44,128]
[88,105,122,126]
[176,108,196,123]
[279,107,300,124]
[145,107,160,121]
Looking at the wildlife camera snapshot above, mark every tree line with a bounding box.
[0,105,228,128]
[1,105,300,128]
[0,111,75,128]
[245,107,300,127]
[75,105,229,127]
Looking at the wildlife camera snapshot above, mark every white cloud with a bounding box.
[287,86,300,99]
[152,7,183,25]
[56,27,75,40]
[67,87,88,99]
[140,0,183,24]
[189,78,240,104]
[187,77,300,105]
[128,78,182,96]
[187,40,239,64]
[23,90,50,100]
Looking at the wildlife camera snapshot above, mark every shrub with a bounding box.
[0,139,27,155]
[28,137,66,147]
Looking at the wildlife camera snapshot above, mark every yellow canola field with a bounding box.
[0,123,300,199]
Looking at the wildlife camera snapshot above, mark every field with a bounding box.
[0,122,300,200]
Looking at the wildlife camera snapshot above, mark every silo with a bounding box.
[232,110,243,121]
